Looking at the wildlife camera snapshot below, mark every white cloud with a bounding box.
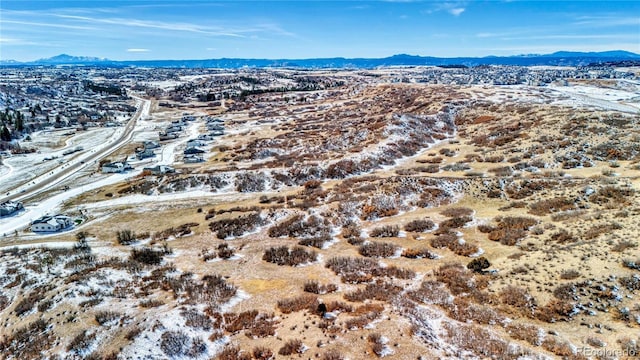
[54,14,295,38]
[449,8,465,16]
[423,2,468,16]
[502,34,639,41]
[126,48,150,52]
[2,19,95,30]
[573,16,640,27]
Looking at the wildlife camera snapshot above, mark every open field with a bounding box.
[1,67,640,360]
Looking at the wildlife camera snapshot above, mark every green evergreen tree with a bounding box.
[0,125,11,141]
[15,112,24,132]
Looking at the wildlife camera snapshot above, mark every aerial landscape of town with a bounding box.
[1,1,640,359]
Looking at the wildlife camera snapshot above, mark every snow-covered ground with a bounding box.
[157,122,202,165]
[0,171,140,237]
[548,84,640,113]
[0,128,117,194]
[1,98,148,201]
[0,110,221,237]
[82,189,255,211]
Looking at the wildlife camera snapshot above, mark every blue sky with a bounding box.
[1,1,639,61]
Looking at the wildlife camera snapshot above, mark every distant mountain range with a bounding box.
[2,51,639,68]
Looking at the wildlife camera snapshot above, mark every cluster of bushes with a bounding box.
[358,242,399,258]
[344,304,384,330]
[528,197,576,216]
[499,286,537,317]
[479,216,537,246]
[262,246,318,266]
[130,247,167,265]
[361,194,400,220]
[298,234,332,248]
[0,319,55,359]
[13,291,45,317]
[407,280,452,306]
[368,333,391,357]
[153,222,199,240]
[205,208,216,220]
[277,294,318,314]
[116,229,137,245]
[268,214,331,239]
[623,258,640,271]
[589,185,634,205]
[435,263,488,295]
[67,330,96,355]
[504,179,555,200]
[234,172,268,192]
[430,232,480,257]
[321,349,346,360]
[95,311,121,326]
[549,229,576,244]
[162,274,237,305]
[583,222,622,240]
[252,346,274,360]
[278,339,306,356]
[619,275,640,291]
[201,243,236,262]
[181,308,212,330]
[160,330,206,358]
[466,257,490,273]
[325,256,414,283]
[440,216,473,229]
[417,156,443,164]
[303,280,338,294]
[402,248,438,259]
[344,281,402,302]
[414,164,440,173]
[447,297,506,326]
[267,213,333,248]
[535,299,577,323]
[209,212,265,239]
[506,322,543,346]
[404,218,435,232]
[223,310,278,338]
[442,322,517,359]
[341,220,364,245]
[500,279,592,323]
[369,225,400,238]
[117,179,158,195]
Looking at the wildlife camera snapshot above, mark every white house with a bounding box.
[143,140,160,149]
[184,154,204,163]
[31,215,73,232]
[197,134,215,141]
[186,139,205,148]
[159,132,179,141]
[101,162,130,173]
[0,201,23,217]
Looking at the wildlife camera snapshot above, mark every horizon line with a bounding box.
[3,50,640,63]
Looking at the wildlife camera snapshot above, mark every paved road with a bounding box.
[1,95,150,204]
